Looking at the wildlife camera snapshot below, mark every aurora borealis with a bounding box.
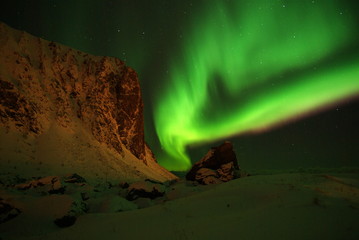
[1,0,359,171]
[155,0,359,170]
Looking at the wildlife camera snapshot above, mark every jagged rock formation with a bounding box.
[186,141,240,184]
[0,22,176,182]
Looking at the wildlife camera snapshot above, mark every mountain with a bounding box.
[0,22,176,183]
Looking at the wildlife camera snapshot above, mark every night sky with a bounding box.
[1,0,359,171]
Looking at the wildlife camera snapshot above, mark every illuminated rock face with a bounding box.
[0,22,147,163]
[186,141,240,184]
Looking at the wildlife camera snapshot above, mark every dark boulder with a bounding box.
[186,141,240,184]
[54,215,77,228]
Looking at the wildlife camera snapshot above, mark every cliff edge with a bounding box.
[0,22,176,183]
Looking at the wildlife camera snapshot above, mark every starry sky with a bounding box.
[1,0,359,171]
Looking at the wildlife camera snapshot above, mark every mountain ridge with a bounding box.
[0,22,176,183]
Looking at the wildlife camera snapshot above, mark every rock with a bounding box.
[186,141,240,184]
[0,175,27,187]
[64,173,86,184]
[0,22,178,183]
[195,168,222,185]
[126,181,166,201]
[217,162,235,182]
[54,200,88,228]
[54,215,77,228]
[49,177,65,194]
[202,176,223,185]
[81,192,90,201]
[194,168,218,181]
[0,199,21,224]
[0,25,146,162]
[15,176,65,194]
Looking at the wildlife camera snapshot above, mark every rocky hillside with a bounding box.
[0,22,176,183]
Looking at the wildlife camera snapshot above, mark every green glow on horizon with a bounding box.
[154,0,359,171]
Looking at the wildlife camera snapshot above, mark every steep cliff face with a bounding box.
[0,22,176,182]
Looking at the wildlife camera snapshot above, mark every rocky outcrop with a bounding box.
[0,22,177,182]
[63,173,87,184]
[15,176,65,194]
[186,141,240,184]
[0,22,145,162]
[14,173,89,195]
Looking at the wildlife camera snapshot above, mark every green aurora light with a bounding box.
[154,0,359,171]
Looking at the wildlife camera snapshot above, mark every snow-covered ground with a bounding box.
[1,170,358,240]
